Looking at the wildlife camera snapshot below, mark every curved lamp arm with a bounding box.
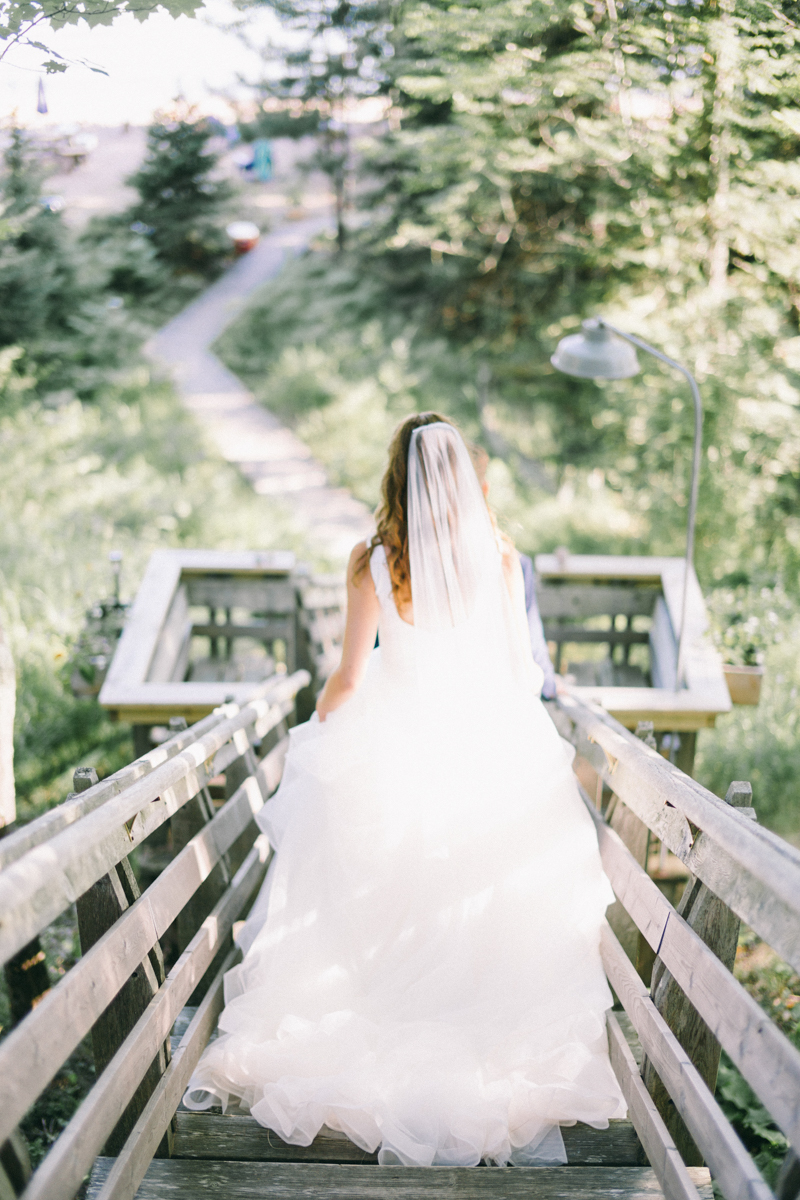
[597,319,703,690]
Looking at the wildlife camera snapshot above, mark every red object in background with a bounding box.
[226,221,260,254]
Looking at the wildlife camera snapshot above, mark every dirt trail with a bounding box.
[48,126,373,563]
[146,215,373,563]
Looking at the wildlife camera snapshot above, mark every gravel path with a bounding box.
[145,216,373,564]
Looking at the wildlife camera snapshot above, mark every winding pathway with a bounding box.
[145,214,373,564]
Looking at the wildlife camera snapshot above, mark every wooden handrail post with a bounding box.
[642,780,754,1166]
[604,723,654,979]
[74,767,174,1158]
[167,717,230,959]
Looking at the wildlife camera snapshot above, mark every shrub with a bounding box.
[125,105,235,275]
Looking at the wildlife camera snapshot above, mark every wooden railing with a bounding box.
[0,669,308,1200]
[552,693,800,1200]
[1,670,799,1200]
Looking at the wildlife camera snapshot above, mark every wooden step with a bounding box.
[171,1112,646,1166]
[87,1157,713,1199]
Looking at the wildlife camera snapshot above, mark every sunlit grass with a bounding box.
[2,359,312,826]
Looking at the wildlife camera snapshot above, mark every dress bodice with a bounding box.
[369,543,416,679]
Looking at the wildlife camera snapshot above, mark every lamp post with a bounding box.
[551,317,703,690]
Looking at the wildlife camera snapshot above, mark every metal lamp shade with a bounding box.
[551,319,640,380]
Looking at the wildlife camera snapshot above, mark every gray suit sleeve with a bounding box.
[518,553,557,700]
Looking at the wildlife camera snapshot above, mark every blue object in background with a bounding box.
[252,139,273,183]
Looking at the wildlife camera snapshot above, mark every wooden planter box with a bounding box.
[99,550,298,725]
[534,552,732,737]
[722,663,764,706]
[99,549,345,728]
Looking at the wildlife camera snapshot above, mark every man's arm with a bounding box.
[518,553,557,700]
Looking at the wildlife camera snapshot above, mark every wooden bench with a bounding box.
[1,673,799,1199]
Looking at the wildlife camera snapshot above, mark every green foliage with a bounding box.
[0,350,307,821]
[125,108,235,274]
[0,128,148,397]
[229,0,800,590]
[0,0,203,77]
[716,1056,789,1189]
[714,928,800,1189]
[336,0,800,588]
[0,904,95,1160]
[238,108,320,142]
[241,0,394,248]
[696,587,800,838]
[217,249,676,550]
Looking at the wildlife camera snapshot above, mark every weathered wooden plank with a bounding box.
[87,946,240,1200]
[100,681,290,722]
[86,1158,714,1200]
[542,626,650,645]
[604,785,651,972]
[564,696,723,733]
[0,765,278,1147]
[168,1113,643,1167]
[147,585,190,684]
[0,710,230,871]
[21,842,268,1200]
[556,694,800,972]
[191,621,295,642]
[176,550,295,574]
[585,793,800,1157]
[103,549,294,693]
[601,924,773,1200]
[171,787,229,956]
[186,578,296,612]
[535,553,672,582]
[535,584,660,620]
[103,553,183,691]
[535,556,708,643]
[644,783,752,1165]
[298,584,347,611]
[0,673,306,965]
[75,845,170,1158]
[173,1118,380,1164]
[607,1014,705,1200]
[649,598,678,691]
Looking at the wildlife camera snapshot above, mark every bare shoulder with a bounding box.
[348,540,375,590]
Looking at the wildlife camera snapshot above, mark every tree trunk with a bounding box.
[708,0,737,298]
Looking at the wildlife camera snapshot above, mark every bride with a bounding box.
[184,413,626,1166]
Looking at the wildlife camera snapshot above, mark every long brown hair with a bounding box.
[355,411,456,599]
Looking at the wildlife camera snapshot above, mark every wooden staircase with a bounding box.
[2,668,799,1200]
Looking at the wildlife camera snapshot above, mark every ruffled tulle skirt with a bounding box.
[184,648,626,1166]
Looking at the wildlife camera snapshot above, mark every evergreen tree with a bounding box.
[126,107,235,273]
[244,0,394,250]
[343,0,800,585]
[0,129,81,361]
[0,128,141,396]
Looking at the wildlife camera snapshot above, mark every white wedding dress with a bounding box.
[185,424,625,1166]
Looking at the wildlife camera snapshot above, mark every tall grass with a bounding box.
[1,355,308,823]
